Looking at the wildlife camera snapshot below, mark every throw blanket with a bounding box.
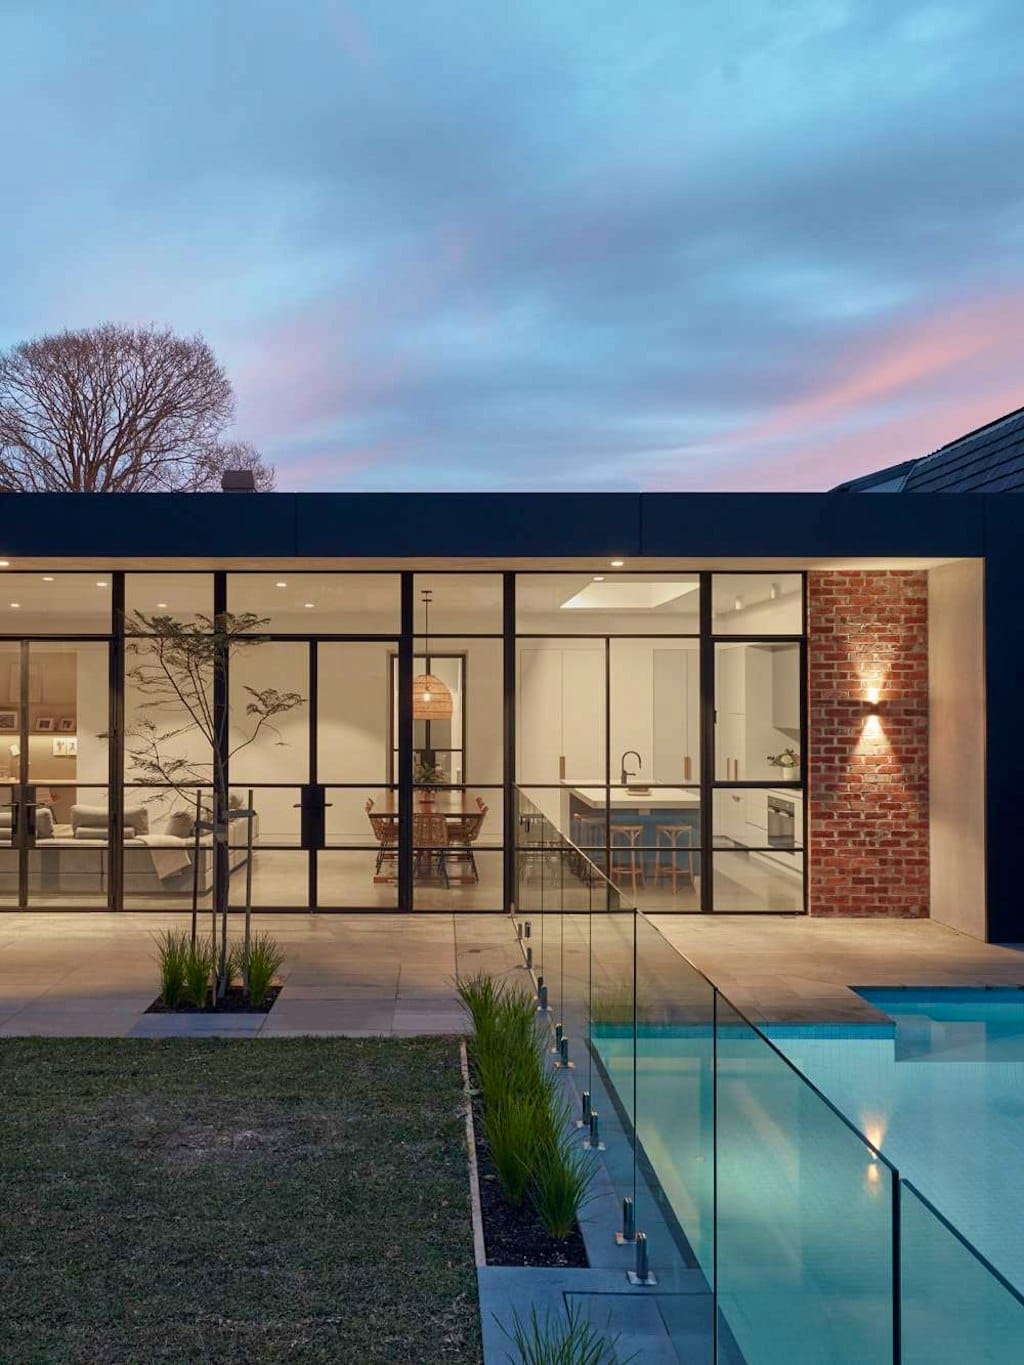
[133,834,195,881]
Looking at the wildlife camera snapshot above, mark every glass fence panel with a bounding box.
[715,995,894,1365]
[900,1181,1024,1365]
[633,915,715,1323]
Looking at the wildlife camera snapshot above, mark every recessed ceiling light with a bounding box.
[42,575,54,582]
[9,602,19,609]
[156,602,167,609]
[275,581,287,588]
[592,575,605,582]
[610,559,624,568]
[0,560,10,568]
[96,581,108,588]
[734,596,743,611]
[303,602,315,608]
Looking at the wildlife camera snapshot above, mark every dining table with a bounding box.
[370,790,487,884]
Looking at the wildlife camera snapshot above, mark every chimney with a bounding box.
[221,469,257,492]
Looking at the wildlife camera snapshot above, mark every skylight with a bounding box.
[560,580,698,610]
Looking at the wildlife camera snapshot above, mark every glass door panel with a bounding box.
[0,642,20,904]
[318,641,398,910]
[228,642,311,910]
[24,642,110,908]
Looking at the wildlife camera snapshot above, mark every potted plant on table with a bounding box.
[414,753,448,804]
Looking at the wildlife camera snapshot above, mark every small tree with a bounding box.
[125,611,303,996]
[0,323,275,492]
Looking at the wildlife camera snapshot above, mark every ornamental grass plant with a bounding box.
[457,972,593,1243]
[155,928,189,1007]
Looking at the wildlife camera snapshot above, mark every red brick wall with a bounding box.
[807,570,929,917]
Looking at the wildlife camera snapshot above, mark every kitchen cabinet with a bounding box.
[652,647,700,783]
[771,645,801,731]
[517,646,604,784]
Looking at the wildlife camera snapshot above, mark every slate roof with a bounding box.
[833,405,1024,492]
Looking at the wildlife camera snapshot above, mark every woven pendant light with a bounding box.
[413,590,453,720]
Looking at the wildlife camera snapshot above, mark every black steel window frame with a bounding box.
[0,566,804,914]
[511,569,808,915]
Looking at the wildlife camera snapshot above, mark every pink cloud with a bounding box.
[655,286,1024,490]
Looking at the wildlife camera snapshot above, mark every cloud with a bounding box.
[2,1,1023,490]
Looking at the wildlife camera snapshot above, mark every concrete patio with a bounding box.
[649,914,1024,1023]
[0,912,524,1037]
[2,910,1023,1037]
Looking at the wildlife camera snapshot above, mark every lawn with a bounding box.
[0,1037,481,1363]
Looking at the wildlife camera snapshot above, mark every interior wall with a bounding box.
[928,560,986,938]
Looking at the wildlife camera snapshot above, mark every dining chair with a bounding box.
[412,810,450,887]
[366,796,398,877]
[449,801,488,883]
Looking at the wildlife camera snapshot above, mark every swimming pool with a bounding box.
[769,988,1024,1293]
[594,988,1024,1363]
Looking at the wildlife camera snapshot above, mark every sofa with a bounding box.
[0,798,259,898]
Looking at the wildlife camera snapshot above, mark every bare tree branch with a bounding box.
[0,324,274,492]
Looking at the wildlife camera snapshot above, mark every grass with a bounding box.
[0,1037,480,1363]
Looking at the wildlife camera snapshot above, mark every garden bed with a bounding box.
[145,983,282,1014]
[458,975,593,1272]
[470,1077,588,1268]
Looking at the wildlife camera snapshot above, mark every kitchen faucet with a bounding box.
[620,750,642,786]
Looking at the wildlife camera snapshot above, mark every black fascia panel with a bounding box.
[0,489,1004,562]
[639,493,988,559]
[292,492,642,559]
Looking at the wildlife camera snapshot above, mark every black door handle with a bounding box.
[297,784,327,850]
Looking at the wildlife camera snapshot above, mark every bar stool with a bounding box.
[576,815,604,870]
[610,824,645,896]
[652,824,695,894]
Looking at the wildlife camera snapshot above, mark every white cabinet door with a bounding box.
[685,647,700,783]
[517,648,562,784]
[561,649,604,780]
[771,645,801,731]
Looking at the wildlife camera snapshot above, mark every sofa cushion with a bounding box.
[166,809,194,839]
[75,825,136,841]
[35,807,54,840]
[71,804,149,835]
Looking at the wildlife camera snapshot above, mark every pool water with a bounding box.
[770,988,1024,1293]
[594,988,1024,1363]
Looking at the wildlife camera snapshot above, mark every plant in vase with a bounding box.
[766,746,800,776]
[414,755,448,803]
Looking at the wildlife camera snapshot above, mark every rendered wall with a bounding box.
[928,560,986,938]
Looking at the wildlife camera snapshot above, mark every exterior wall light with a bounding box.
[610,559,624,567]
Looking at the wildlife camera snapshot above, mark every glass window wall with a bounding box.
[0,567,807,913]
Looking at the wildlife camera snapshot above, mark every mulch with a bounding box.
[145,984,282,1014]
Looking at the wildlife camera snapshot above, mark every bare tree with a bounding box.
[0,323,275,491]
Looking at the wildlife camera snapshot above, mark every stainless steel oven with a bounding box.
[767,795,796,849]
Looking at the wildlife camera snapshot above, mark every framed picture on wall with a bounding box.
[53,736,78,757]
[35,717,55,732]
[58,717,76,732]
[0,710,16,732]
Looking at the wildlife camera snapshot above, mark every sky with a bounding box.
[3,0,1024,492]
